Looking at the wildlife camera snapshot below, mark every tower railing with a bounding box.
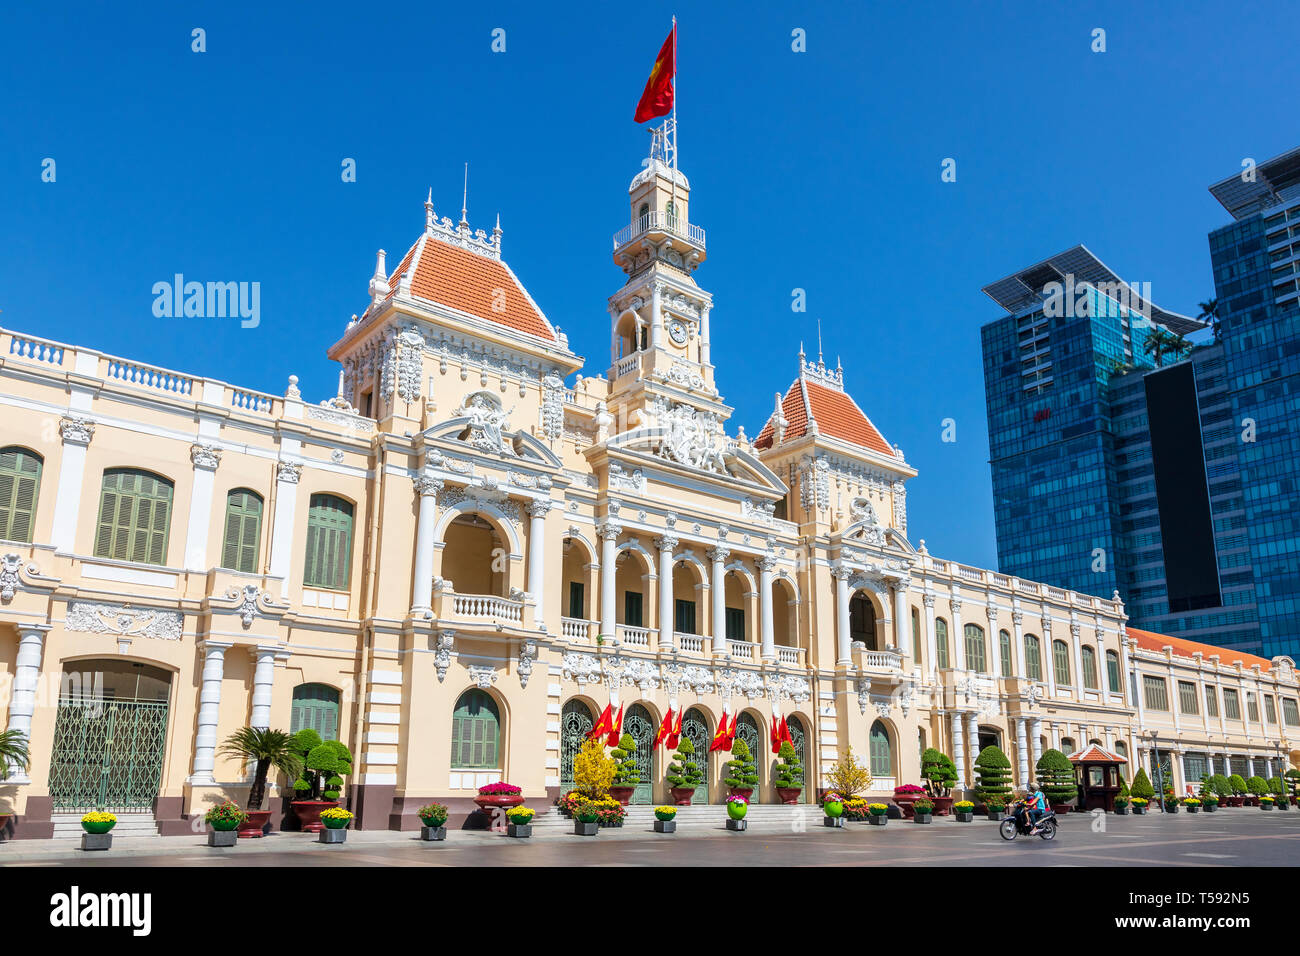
[613,210,706,251]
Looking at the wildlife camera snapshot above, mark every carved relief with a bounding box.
[66,602,183,641]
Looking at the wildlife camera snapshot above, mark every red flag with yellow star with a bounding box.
[633,25,675,123]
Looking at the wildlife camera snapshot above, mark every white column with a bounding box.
[250,645,277,729]
[708,546,729,654]
[965,712,979,783]
[1069,620,1084,697]
[1118,628,1134,706]
[892,577,910,657]
[410,476,442,614]
[656,534,678,648]
[1247,756,1256,778]
[759,556,777,661]
[833,566,852,665]
[649,281,663,350]
[950,712,966,789]
[700,305,712,366]
[190,640,233,785]
[4,626,49,783]
[183,444,222,570]
[950,596,966,670]
[1031,718,1044,776]
[922,592,938,680]
[268,461,302,598]
[1042,619,1057,697]
[527,499,552,612]
[1240,678,1253,737]
[50,416,94,552]
[1169,662,1182,732]
[1015,717,1030,787]
[1012,609,1026,679]
[598,522,621,639]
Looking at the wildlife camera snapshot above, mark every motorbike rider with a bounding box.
[1024,782,1048,834]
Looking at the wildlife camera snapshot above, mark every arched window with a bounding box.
[1106,650,1121,692]
[637,202,649,220]
[451,689,501,769]
[1081,646,1098,689]
[964,624,986,673]
[1060,737,1076,754]
[911,607,922,665]
[290,683,340,740]
[999,630,1012,676]
[0,447,42,543]
[304,494,354,590]
[1053,639,1071,686]
[1024,634,1042,680]
[849,593,876,650]
[220,489,263,573]
[869,720,892,777]
[95,468,173,565]
[935,618,949,669]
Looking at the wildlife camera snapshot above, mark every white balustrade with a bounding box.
[561,617,592,641]
[7,334,65,366]
[957,565,983,583]
[106,357,193,396]
[616,624,651,648]
[728,640,756,661]
[676,633,705,653]
[612,211,707,249]
[863,649,904,670]
[452,593,523,625]
[776,646,799,664]
[230,387,274,413]
[614,354,640,378]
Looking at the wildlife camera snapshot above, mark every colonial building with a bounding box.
[1,143,1296,836]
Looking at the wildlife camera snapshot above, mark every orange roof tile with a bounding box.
[1128,627,1273,672]
[1067,745,1127,764]
[754,373,892,456]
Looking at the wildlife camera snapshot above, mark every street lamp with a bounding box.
[1151,730,1166,812]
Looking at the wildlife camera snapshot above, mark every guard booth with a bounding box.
[1067,745,1126,812]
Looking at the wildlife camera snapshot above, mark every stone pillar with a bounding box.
[410,476,443,614]
[655,534,678,649]
[951,596,966,670]
[893,577,910,657]
[700,305,712,366]
[250,645,277,729]
[759,555,777,661]
[1247,756,1256,778]
[50,416,95,552]
[190,640,233,785]
[1015,717,1030,787]
[1070,619,1084,696]
[598,522,621,639]
[965,712,979,784]
[527,499,552,615]
[1042,618,1057,697]
[1012,609,1026,679]
[1030,718,1044,776]
[950,712,966,789]
[268,461,303,599]
[922,592,938,680]
[184,443,222,570]
[4,625,50,783]
[708,546,729,654]
[986,604,999,675]
[833,565,852,665]
[649,281,663,350]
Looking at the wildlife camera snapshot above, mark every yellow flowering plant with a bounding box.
[506,805,535,823]
[81,811,116,825]
[320,807,353,821]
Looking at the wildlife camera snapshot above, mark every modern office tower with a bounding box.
[1207,145,1300,658]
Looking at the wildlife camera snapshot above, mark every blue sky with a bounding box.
[1,1,1294,570]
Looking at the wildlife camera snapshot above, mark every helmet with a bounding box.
[1027,782,1039,793]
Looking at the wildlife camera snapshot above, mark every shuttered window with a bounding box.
[1283,698,1299,727]
[674,599,696,634]
[964,624,986,673]
[935,619,949,669]
[0,447,42,543]
[290,683,340,740]
[451,690,500,769]
[725,607,745,640]
[303,494,353,590]
[220,489,263,573]
[1224,688,1241,720]
[999,630,1012,676]
[1082,646,1098,689]
[1143,675,1169,711]
[1024,634,1042,680]
[869,720,892,777]
[94,469,173,566]
[1106,650,1121,692]
[1205,685,1219,717]
[1178,680,1199,715]
[1053,640,1071,686]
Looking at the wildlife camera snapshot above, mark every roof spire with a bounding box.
[817,318,824,364]
[425,188,435,232]
[460,162,469,228]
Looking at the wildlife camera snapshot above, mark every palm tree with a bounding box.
[0,729,30,781]
[219,727,303,810]
[1168,333,1193,363]
[1198,298,1220,342]
[1143,327,1181,367]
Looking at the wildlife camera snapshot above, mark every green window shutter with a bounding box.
[999,630,1012,676]
[451,690,500,769]
[94,470,172,565]
[220,490,263,573]
[1053,640,1071,686]
[1025,635,1041,680]
[935,620,949,669]
[290,684,340,740]
[303,494,353,590]
[725,607,744,641]
[0,448,43,543]
[1082,647,1098,689]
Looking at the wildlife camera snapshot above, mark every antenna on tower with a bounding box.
[817,318,824,364]
[460,163,469,228]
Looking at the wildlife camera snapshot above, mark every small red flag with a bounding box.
[654,708,674,748]
[587,704,613,742]
[770,715,781,754]
[727,712,738,752]
[709,712,730,752]
[666,708,683,750]
[781,717,795,748]
[606,703,625,747]
[633,25,675,124]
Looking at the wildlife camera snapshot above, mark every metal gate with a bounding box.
[48,697,170,812]
[559,699,594,793]
[683,708,710,804]
[787,714,809,803]
[624,703,655,804]
[736,711,761,803]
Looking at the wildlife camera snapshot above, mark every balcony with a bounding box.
[438,591,528,630]
[561,617,594,641]
[616,624,653,649]
[612,211,706,253]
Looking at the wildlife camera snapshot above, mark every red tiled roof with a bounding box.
[1128,627,1273,672]
[754,376,892,455]
[383,234,556,342]
[1067,745,1126,764]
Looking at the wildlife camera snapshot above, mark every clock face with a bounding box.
[668,318,688,345]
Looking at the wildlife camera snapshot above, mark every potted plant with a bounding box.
[954,800,974,822]
[913,798,934,824]
[893,784,926,819]
[1260,795,1275,811]
[474,782,525,828]
[573,736,617,813]
[822,790,845,828]
[573,803,599,836]
[666,737,704,805]
[974,745,1013,815]
[318,806,352,843]
[1130,767,1155,811]
[723,739,759,800]
[985,796,1006,821]
[593,798,626,828]
[842,797,870,822]
[726,794,749,831]
[773,740,804,805]
[1269,778,1289,811]
[80,810,116,851]
[654,805,677,834]
[287,729,352,832]
[1285,768,1300,806]
[1114,795,1130,815]
[825,747,873,806]
[1227,774,1248,807]
[1202,793,1219,813]
[867,802,889,826]
[418,803,449,841]
[1162,785,1179,813]
[1035,749,1077,813]
[1184,797,1201,814]
[204,800,246,847]
[608,733,640,805]
[920,748,958,815]
[219,727,303,838]
[1131,797,1149,815]
[1246,775,1268,807]
[0,728,30,831]
[506,805,535,836]
[1209,773,1233,806]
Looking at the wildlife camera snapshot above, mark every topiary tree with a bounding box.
[723,738,759,793]
[1246,775,1269,797]
[573,737,616,799]
[665,737,704,791]
[1228,774,1247,796]
[773,740,803,791]
[1130,767,1155,801]
[288,729,353,801]
[1210,773,1232,798]
[1286,769,1300,800]
[920,748,958,798]
[974,745,1013,805]
[1035,749,1077,805]
[609,733,641,786]
[1267,776,1285,796]
[824,746,873,799]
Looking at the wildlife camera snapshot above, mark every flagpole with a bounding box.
[669,16,678,233]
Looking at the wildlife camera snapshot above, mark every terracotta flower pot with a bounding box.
[728,788,754,802]
[291,800,338,833]
[670,787,696,806]
[238,809,272,838]
[894,794,919,818]
[931,796,954,816]
[608,786,635,806]
[775,787,802,806]
[473,793,524,820]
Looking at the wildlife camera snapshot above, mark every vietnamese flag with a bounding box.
[727,712,738,751]
[709,712,730,752]
[587,704,614,742]
[655,708,674,748]
[633,24,675,123]
[781,717,794,748]
[606,703,625,747]
[770,715,781,754]
[666,708,683,750]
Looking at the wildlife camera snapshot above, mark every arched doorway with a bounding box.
[735,711,762,803]
[47,659,172,812]
[559,699,594,792]
[786,714,810,803]
[869,719,894,780]
[977,726,1003,753]
[624,703,656,804]
[442,513,507,596]
[682,708,710,804]
[849,592,878,650]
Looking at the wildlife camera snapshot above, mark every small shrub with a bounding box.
[1130,767,1155,801]
[610,733,641,786]
[1246,775,1269,796]
[920,748,958,798]
[973,746,1013,804]
[824,747,873,798]
[773,740,804,790]
[1035,749,1077,804]
[723,739,759,791]
[665,737,704,790]
[1228,774,1247,796]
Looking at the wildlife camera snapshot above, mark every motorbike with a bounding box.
[999,799,1058,841]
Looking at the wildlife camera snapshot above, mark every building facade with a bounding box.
[1,145,1297,837]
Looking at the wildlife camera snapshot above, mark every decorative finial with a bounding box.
[460,162,469,228]
[368,249,389,303]
[425,189,434,231]
[817,318,824,364]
